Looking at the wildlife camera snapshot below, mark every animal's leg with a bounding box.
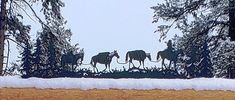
[129,59,132,69]
[73,65,77,71]
[129,59,132,68]
[74,63,78,71]
[169,61,172,69]
[130,60,135,68]
[174,61,177,71]
[142,61,145,69]
[132,62,135,68]
[129,62,131,69]
[108,64,111,72]
[162,59,165,69]
[129,59,134,68]
[72,65,74,71]
[163,59,167,69]
[138,61,141,68]
[96,67,99,73]
[161,61,164,70]
[103,64,107,72]
[74,65,77,71]
[93,62,97,73]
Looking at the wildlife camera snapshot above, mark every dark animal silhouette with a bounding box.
[90,50,120,72]
[157,49,183,70]
[61,49,84,70]
[125,50,151,69]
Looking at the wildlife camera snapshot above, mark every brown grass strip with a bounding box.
[0,88,235,100]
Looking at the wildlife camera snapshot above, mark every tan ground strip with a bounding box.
[0,88,235,100]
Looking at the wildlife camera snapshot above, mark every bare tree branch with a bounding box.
[12,1,37,23]
[20,0,50,30]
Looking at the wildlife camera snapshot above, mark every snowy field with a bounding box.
[0,76,235,91]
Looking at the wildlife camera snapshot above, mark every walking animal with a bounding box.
[125,50,151,69]
[90,50,120,72]
[61,49,84,70]
[157,49,184,70]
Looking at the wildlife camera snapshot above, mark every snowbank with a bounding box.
[0,76,235,91]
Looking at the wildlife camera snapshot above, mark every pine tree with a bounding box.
[20,42,33,78]
[173,33,207,78]
[32,38,44,71]
[47,39,57,69]
[211,40,235,77]
[197,41,213,77]
[36,0,73,71]
[185,46,200,78]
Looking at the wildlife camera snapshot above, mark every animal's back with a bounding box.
[96,52,110,64]
[98,52,110,56]
[132,50,146,60]
[134,50,145,54]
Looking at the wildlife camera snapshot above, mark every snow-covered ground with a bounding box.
[0,76,235,91]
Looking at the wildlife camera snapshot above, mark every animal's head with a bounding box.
[146,53,151,61]
[75,53,84,65]
[75,49,85,62]
[113,50,120,58]
[79,48,84,54]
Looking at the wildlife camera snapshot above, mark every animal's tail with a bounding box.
[125,52,129,62]
[157,51,161,60]
[90,58,93,66]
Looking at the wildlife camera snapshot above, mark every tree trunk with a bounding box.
[229,0,235,41]
[0,0,7,75]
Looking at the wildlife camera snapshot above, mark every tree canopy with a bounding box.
[151,0,231,41]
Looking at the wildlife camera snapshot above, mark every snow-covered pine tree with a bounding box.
[37,24,73,72]
[211,39,235,77]
[37,27,50,69]
[173,33,207,78]
[20,41,33,78]
[185,46,199,78]
[32,38,44,71]
[197,41,213,77]
[37,0,73,70]
[46,39,57,77]
[173,34,214,78]
[47,39,56,69]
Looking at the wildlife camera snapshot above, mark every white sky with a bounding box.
[8,0,179,70]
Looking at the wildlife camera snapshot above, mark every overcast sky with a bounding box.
[9,0,178,70]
